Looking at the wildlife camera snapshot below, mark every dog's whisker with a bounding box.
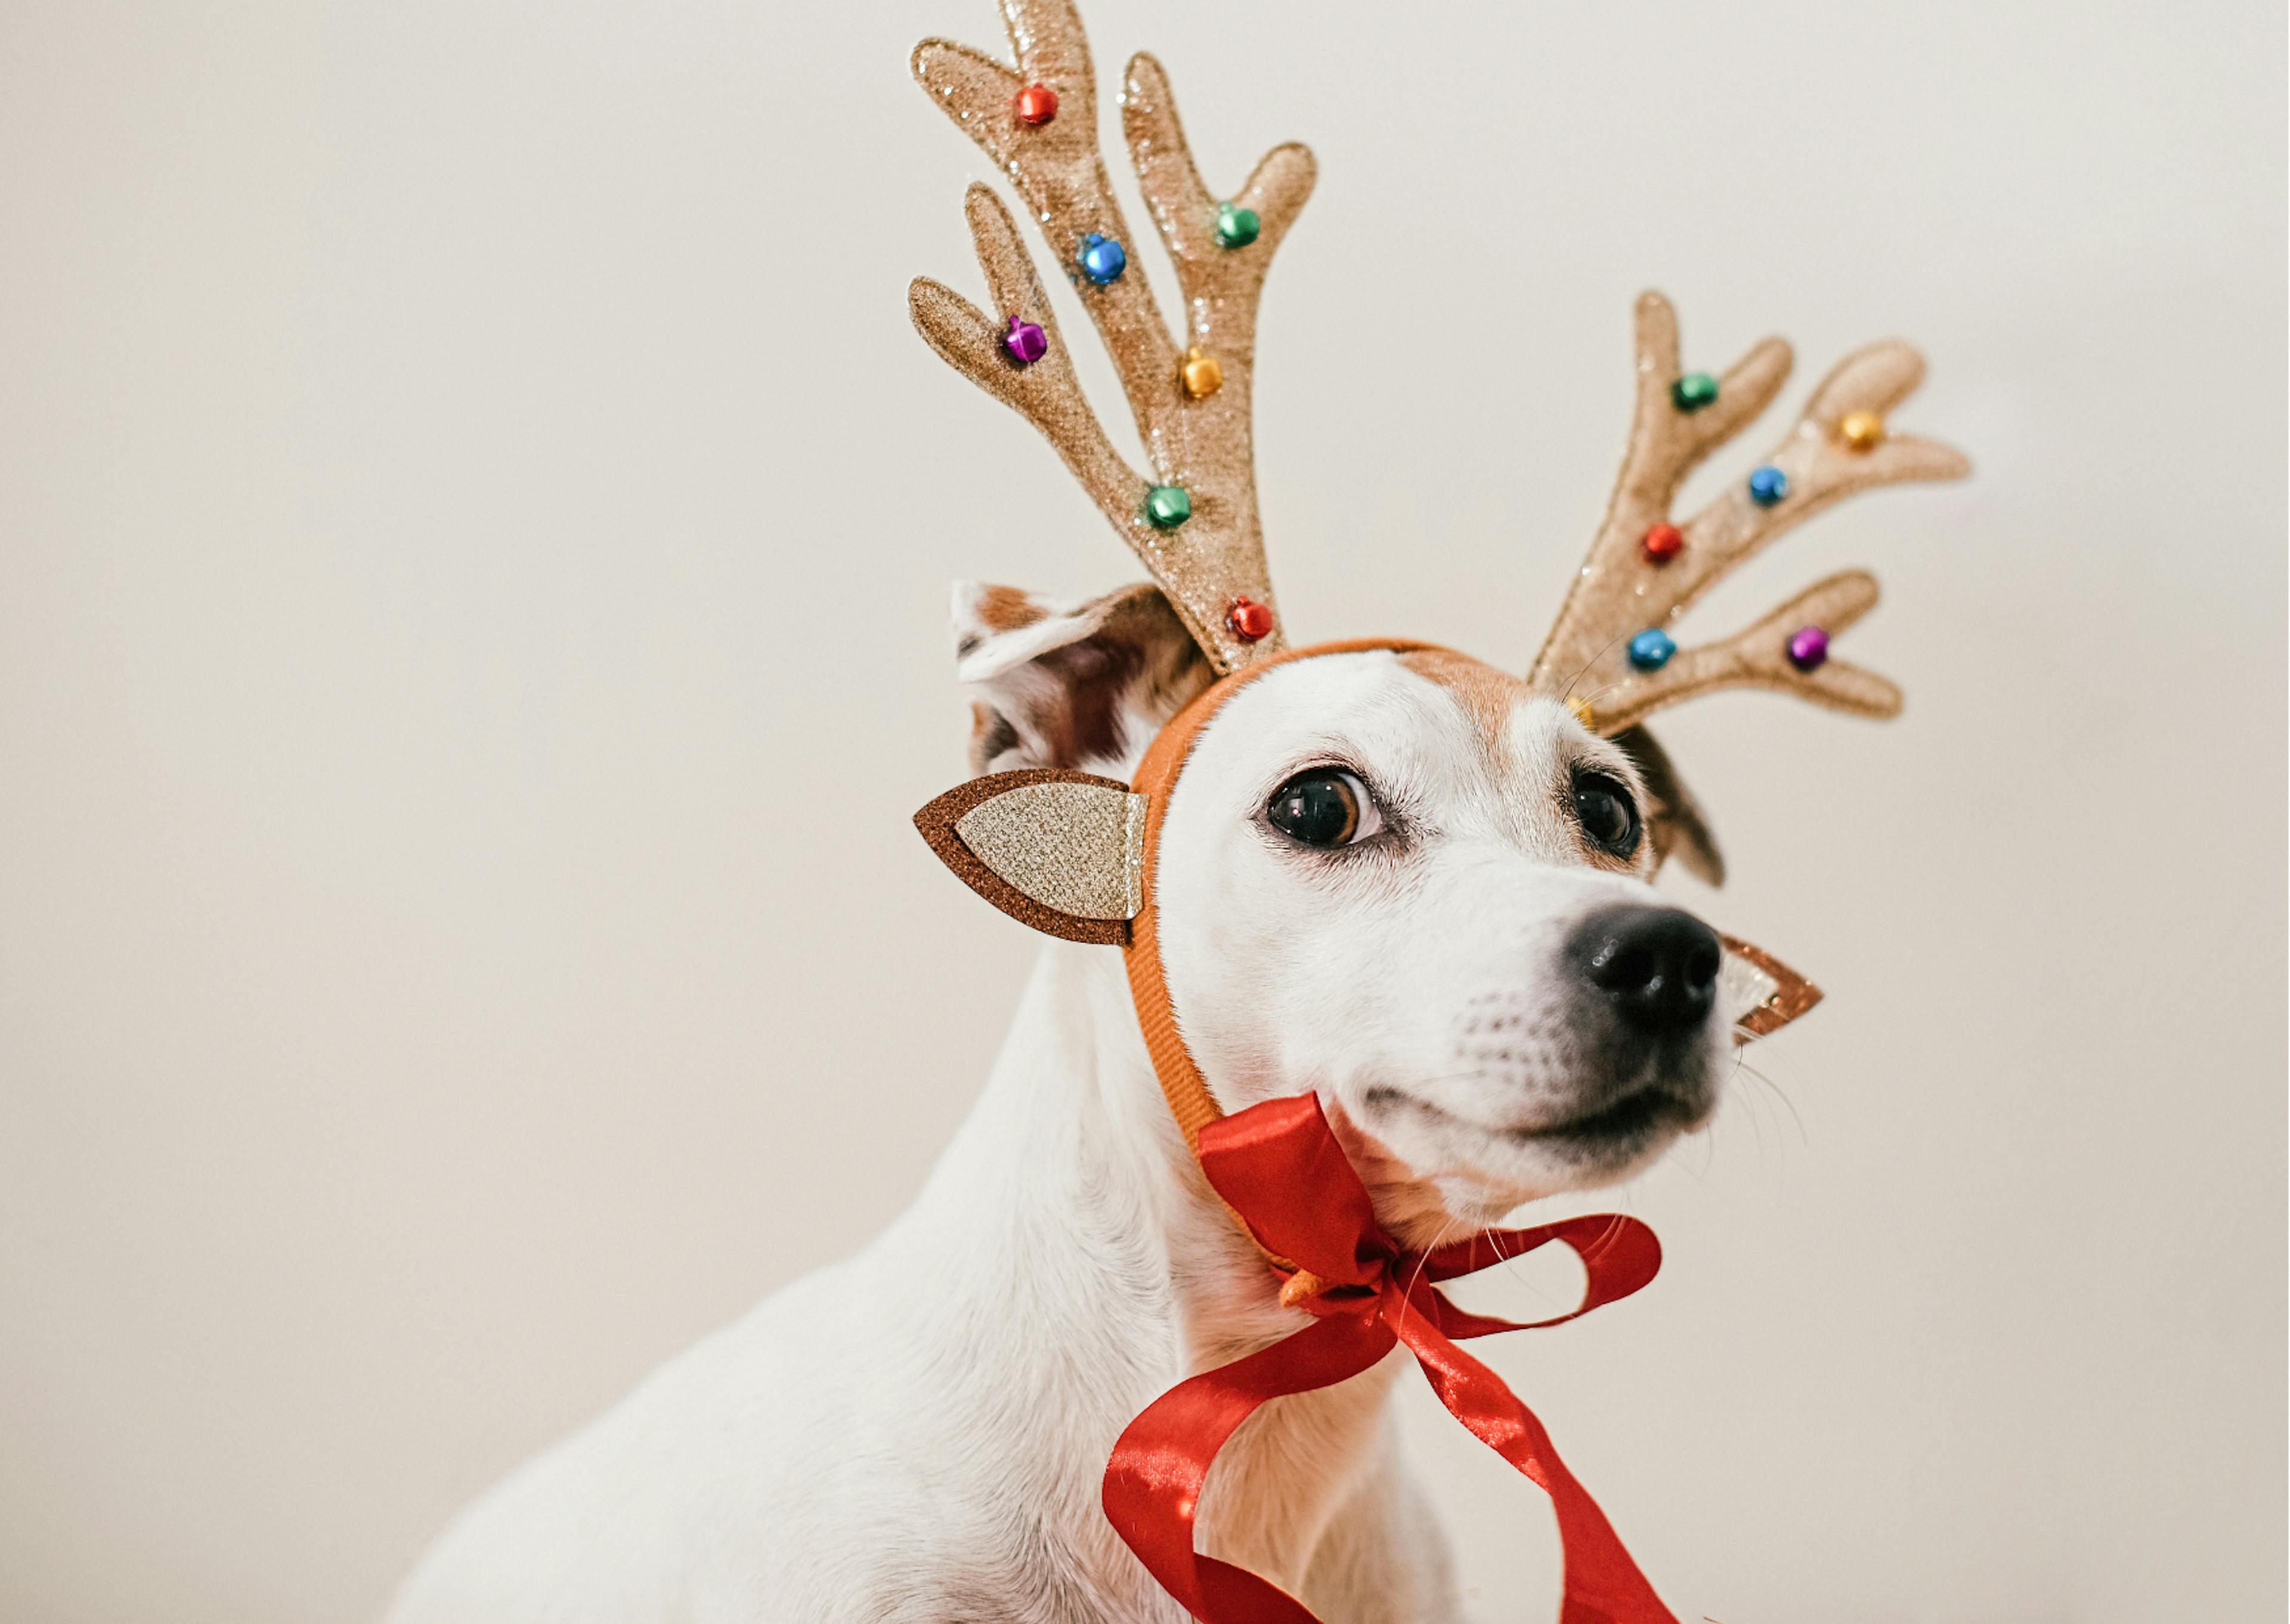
[1727,1055,1811,1151]
[1561,628,1638,705]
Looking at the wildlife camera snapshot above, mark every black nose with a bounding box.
[1571,906,1722,1036]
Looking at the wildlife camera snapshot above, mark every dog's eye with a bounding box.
[1570,770,1641,857]
[1267,769,1382,848]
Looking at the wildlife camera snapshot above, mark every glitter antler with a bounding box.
[909,0,1314,674]
[1528,292,1970,733]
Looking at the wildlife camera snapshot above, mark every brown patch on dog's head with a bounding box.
[1395,647,1531,757]
[955,585,1047,659]
[1393,646,1723,884]
[952,581,1212,776]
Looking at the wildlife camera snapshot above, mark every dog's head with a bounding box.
[952,581,1737,1239]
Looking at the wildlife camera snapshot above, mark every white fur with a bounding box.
[387,643,1722,1623]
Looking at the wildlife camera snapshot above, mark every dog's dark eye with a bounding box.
[1571,770,1641,857]
[1267,768,1382,848]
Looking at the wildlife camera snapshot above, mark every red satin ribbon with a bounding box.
[1101,1093,1676,1624]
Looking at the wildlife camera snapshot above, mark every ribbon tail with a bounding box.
[1387,1289,1679,1624]
[1104,1312,1395,1623]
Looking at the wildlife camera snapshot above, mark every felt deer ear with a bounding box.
[914,768,1146,946]
[1718,934,1824,1043]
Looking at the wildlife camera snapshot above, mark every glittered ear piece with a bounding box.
[1718,934,1823,1043]
[914,769,1147,945]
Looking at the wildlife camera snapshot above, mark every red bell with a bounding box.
[1226,598,1274,643]
[1640,522,1684,563]
[1013,83,1058,127]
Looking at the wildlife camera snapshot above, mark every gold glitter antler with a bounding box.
[1528,292,1970,733]
[909,0,1315,674]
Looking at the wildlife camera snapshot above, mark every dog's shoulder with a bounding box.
[383,1263,880,1622]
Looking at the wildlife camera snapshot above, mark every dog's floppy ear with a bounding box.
[914,768,1146,945]
[954,581,1212,776]
[1612,724,1723,887]
[1718,934,1822,1042]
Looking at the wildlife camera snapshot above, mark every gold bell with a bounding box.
[1838,410,1884,452]
[1277,1269,1326,1309]
[1565,695,1598,729]
[1180,346,1223,400]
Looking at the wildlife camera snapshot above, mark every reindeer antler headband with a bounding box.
[902,5,1964,1620]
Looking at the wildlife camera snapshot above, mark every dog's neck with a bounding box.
[880,941,1401,1603]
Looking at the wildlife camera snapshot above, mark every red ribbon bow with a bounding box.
[1101,1093,1677,1624]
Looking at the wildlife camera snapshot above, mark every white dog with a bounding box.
[388,579,1738,1623]
[383,0,1960,1607]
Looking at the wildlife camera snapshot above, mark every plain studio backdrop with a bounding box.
[2,1,2283,1620]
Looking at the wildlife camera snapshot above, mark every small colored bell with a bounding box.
[1670,372,1718,412]
[1215,203,1260,249]
[1627,628,1676,671]
[1144,484,1191,529]
[1641,522,1684,563]
[1226,597,1274,642]
[1078,233,1127,286]
[1180,348,1223,399]
[1003,317,1048,365]
[1838,410,1884,451]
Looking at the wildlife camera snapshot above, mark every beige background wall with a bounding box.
[2,2,2282,1620]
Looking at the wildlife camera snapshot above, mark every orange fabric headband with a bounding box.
[1120,639,1440,1150]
